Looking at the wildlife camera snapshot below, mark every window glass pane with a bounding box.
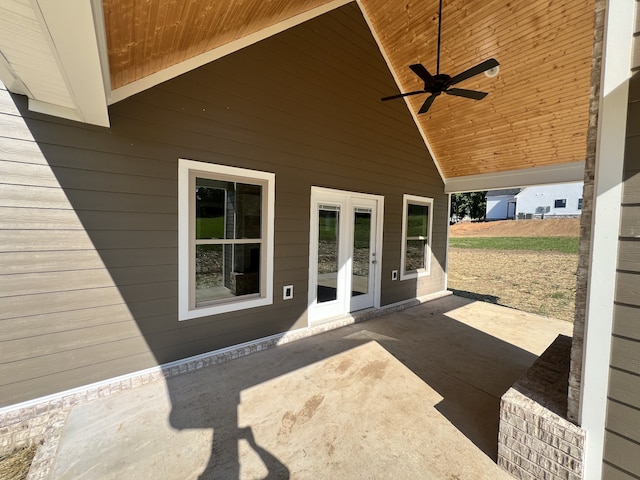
[195,243,261,306]
[195,179,228,239]
[195,179,262,240]
[235,183,262,239]
[352,210,371,297]
[405,239,426,272]
[317,208,339,303]
[230,243,261,296]
[195,244,225,305]
[407,204,428,237]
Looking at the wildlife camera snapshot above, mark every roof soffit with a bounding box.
[0,0,109,126]
[104,0,351,102]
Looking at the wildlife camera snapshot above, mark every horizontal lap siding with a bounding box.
[0,4,446,406]
[604,57,640,477]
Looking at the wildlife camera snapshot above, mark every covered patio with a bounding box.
[3,1,636,478]
[34,295,572,479]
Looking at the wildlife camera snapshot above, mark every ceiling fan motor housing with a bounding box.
[428,74,452,93]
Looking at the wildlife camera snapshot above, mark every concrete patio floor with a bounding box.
[45,295,573,479]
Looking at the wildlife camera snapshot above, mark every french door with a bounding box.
[308,187,383,324]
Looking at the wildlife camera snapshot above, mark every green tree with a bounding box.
[468,191,487,220]
[450,193,469,223]
[450,192,487,223]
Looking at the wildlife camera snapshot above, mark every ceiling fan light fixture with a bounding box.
[484,65,500,78]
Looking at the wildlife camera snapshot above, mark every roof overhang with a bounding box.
[0,0,110,127]
[0,0,595,189]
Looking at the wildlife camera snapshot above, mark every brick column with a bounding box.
[567,0,605,424]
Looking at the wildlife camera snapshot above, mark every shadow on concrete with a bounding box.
[337,301,538,460]
[448,288,500,304]
[158,295,537,476]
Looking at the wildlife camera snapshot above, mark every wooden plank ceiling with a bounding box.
[361,0,595,179]
[102,0,595,180]
[103,0,337,89]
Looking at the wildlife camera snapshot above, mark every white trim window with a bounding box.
[178,159,274,320]
[400,194,433,280]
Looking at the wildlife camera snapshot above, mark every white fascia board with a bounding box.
[580,1,634,479]
[33,0,109,127]
[109,0,352,105]
[443,161,585,193]
[356,0,447,185]
[0,53,31,97]
[90,0,113,96]
[28,98,83,123]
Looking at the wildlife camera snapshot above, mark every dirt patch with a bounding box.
[448,249,578,322]
[450,218,580,238]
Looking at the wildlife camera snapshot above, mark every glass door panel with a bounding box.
[350,201,376,312]
[351,208,371,297]
[317,206,340,303]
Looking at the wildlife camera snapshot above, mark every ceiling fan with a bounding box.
[381,0,499,115]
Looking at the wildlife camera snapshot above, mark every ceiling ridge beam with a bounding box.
[109,0,353,105]
[355,0,447,186]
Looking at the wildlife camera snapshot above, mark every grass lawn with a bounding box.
[447,236,580,322]
[449,236,579,254]
[196,217,224,238]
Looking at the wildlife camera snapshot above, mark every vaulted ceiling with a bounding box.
[0,0,595,190]
[103,0,337,89]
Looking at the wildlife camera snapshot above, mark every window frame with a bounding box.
[578,198,583,210]
[554,198,567,208]
[400,194,434,280]
[178,159,274,320]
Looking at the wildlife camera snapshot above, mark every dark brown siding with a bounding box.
[603,72,640,478]
[0,4,446,407]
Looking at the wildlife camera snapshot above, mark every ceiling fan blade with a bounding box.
[418,94,437,114]
[449,58,499,85]
[381,90,426,101]
[445,88,488,100]
[409,64,435,87]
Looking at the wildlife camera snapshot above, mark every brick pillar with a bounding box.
[566,0,606,424]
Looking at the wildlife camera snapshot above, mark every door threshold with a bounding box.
[310,307,378,328]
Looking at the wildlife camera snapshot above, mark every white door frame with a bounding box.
[308,187,384,325]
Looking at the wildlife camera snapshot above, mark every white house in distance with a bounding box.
[486,182,584,220]
[485,188,521,220]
